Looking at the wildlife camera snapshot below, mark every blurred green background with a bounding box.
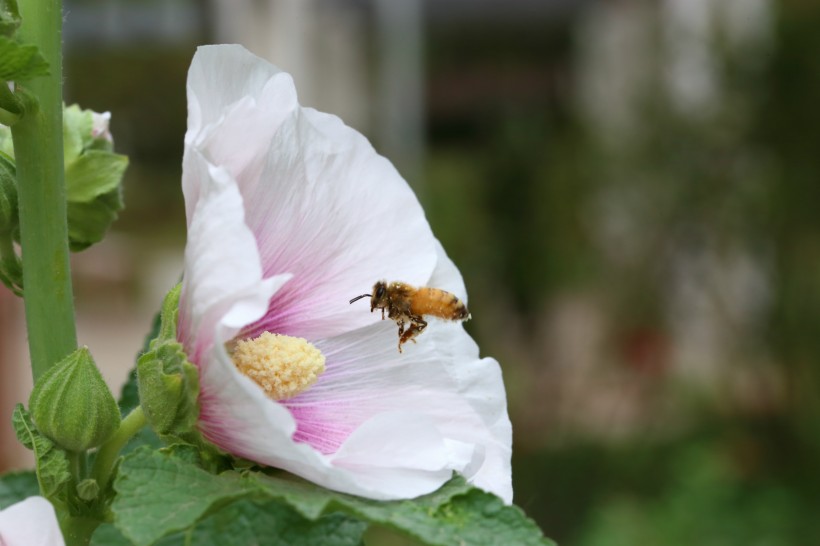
[4,0,820,544]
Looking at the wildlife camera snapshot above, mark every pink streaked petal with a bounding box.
[178,148,289,359]
[281,318,512,503]
[180,44,513,503]
[185,45,438,342]
[199,336,473,500]
[243,106,438,340]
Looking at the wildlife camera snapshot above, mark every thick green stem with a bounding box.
[91,406,147,490]
[10,0,77,381]
[59,515,99,546]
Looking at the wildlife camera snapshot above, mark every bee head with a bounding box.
[348,281,389,311]
[370,281,389,312]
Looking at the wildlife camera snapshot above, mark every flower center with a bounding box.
[230,332,326,400]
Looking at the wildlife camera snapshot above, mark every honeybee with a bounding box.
[349,280,471,352]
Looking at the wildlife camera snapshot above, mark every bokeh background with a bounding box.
[2,0,819,544]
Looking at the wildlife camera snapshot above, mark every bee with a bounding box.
[349,280,471,352]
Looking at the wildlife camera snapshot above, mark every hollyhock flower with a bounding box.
[178,44,512,502]
[0,496,65,546]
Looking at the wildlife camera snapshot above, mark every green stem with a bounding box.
[91,406,146,490]
[10,0,77,381]
[59,515,99,546]
[67,450,83,481]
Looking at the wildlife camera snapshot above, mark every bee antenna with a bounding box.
[349,294,372,304]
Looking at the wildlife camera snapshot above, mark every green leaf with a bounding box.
[187,499,367,546]
[0,152,21,295]
[11,404,72,499]
[0,80,23,125]
[250,472,552,546]
[0,35,48,81]
[67,186,124,251]
[0,471,39,509]
[113,448,248,545]
[113,448,553,546]
[62,103,93,163]
[0,150,17,234]
[65,149,128,203]
[0,123,12,156]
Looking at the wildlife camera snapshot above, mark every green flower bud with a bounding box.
[29,347,121,452]
[138,344,199,436]
[0,104,127,251]
[62,105,127,252]
[76,478,100,501]
[138,285,200,438]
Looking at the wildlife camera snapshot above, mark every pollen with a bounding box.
[230,332,326,400]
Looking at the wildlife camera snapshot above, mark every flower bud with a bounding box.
[29,347,121,452]
[138,285,200,437]
[89,110,114,150]
[76,479,100,501]
[138,344,199,436]
[62,104,127,251]
[0,104,127,252]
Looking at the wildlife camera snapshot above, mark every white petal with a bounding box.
[201,315,511,501]
[303,319,512,502]
[178,148,289,359]
[423,243,512,499]
[0,497,65,546]
[186,45,287,145]
[181,44,512,503]
[197,328,471,500]
[185,45,438,341]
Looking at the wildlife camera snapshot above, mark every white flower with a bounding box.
[178,44,512,502]
[0,496,65,546]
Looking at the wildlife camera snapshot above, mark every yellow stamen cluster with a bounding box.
[230,332,326,400]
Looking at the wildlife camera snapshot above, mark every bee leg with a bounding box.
[396,320,405,353]
[400,317,427,347]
